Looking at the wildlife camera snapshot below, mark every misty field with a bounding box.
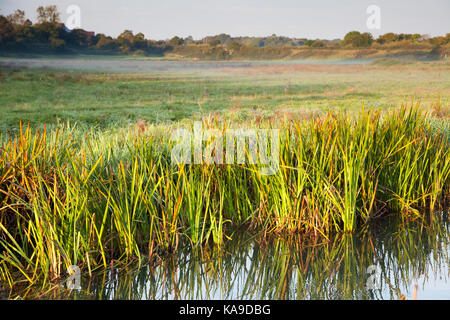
[0,57,449,132]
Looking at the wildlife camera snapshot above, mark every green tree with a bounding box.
[36,5,60,24]
[209,39,221,47]
[377,32,397,44]
[430,36,447,46]
[133,32,147,50]
[96,34,117,50]
[411,34,421,42]
[117,30,135,52]
[360,32,374,47]
[69,29,91,47]
[228,41,241,51]
[343,31,361,46]
[118,30,135,46]
[168,36,184,47]
[311,40,325,48]
[343,31,373,47]
[0,15,15,46]
[7,9,26,25]
[50,37,65,49]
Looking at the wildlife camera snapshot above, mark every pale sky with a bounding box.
[0,0,449,40]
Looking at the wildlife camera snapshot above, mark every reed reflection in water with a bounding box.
[42,215,450,300]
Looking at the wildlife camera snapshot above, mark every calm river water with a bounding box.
[52,214,449,300]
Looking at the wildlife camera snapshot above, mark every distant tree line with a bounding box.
[1,6,449,59]
[0,6,170,55]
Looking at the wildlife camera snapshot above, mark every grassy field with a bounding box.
[0,58,449,290]
[0,59,449,132]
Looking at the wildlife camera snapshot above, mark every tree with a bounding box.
[228,41,241,51]
[209,39,221,47]
[430,36,447,46]
[213,33,231,45]
[12,23,35,47]
[377,32,397,44]
[135,32,145,41]
[118,30,134,44]
[50,37,65,49]
[0,15,15,46]
[133,33,147,50]
[117,30,135,52]
[184,36,194,44]
[36,5,60,24]
[343,31,361,47]
[360,33,374,47]
[69,29,91,47]
[343,31,373,48]
[7,9,25,25]
[96,34,118,50]
[311,40,325,48]
[305,39,325,48]
[411,34,421,42]
[168,36,184,47]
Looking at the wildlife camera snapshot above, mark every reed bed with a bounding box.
[0,106,449,288]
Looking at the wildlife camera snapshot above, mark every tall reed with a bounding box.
[0,106,448,287]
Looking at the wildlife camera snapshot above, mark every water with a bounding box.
[45,215,449,300]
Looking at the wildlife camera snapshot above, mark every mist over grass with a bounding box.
[0,59,448,133]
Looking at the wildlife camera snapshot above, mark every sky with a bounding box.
[0,0,449,40]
